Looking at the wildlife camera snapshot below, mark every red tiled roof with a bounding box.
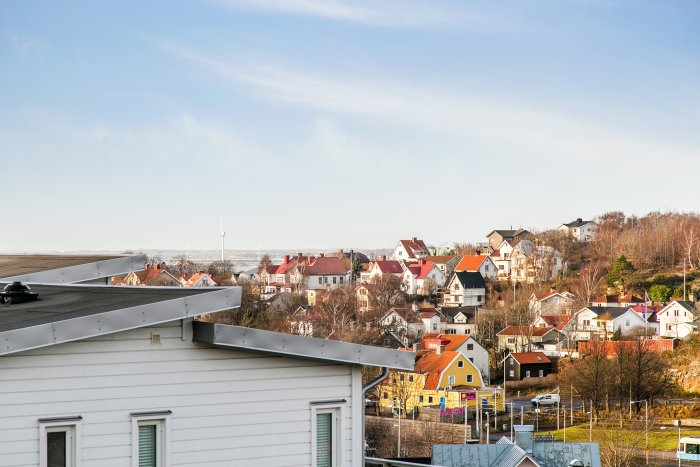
[372,260,404,274]
[593,293,644,304]
[497,326,554,337]
[510,352,551,365]
[415,351,459,390]
[539,315,572,327]
[304,256,346,275]
[400,239,429,259]
[420,333,470,352]
[405,261,437,280]
[455,255,489,272]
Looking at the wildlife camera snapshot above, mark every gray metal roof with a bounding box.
[0,285,241,356]
[193,321,416,370]
[0,254,146,283]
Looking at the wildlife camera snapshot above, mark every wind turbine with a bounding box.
[220,221,226,262]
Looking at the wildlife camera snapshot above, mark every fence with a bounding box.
[505,374,558,391]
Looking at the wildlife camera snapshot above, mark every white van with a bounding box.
[531,393,560,406]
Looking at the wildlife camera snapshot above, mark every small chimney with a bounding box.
[339,249,344,254]
[380,255,386,261]
[577,218,583,223]
[418,259,424,266]
[436,344,445,355]
[284,255,290,264]
[411,236,417,243]
[297,252,303,260]
[413,343,422,352]
[514,425,535,453]
[319,253,325,258]
[144,263,150,270]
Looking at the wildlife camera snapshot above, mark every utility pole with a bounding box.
[589,400,592,443]
[563,405,567,442]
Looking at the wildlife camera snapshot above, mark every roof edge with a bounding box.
[193,322,416,370]
[1,255,147,284]
[0,286,242,356]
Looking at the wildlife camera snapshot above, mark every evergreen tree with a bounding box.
[606,255,636,292]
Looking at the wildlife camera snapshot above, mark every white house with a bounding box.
[510,240,565,283]
[402,260,446,295]
[528,290,576,316]
[443,307,477,336]
[612,307,659,336]
[490,240,514,280]
[423,255,460,277]
[564,306,629,342]
[657,300,696,340]
[180,271,218,287]
[360,257,404,283]
[390,237,429,262]
[0,281,414,467]
[558,218,597,242]
[454,255,498,279]
[443,272,486,307]
[297,254,348,290]
[380,306,445,338]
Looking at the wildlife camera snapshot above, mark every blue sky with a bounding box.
[2,0,699,252]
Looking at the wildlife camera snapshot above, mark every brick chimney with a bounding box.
[411,236,417,243]
[297,252,303,260]
[283,255,290,264]
[319,253,325,258]
[144,263,150,270]
[418,259,424,266]
[380,255,386,261]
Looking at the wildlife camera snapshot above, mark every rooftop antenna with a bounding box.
[220,221,225,262]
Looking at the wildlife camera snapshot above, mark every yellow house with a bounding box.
[379,350,504,413]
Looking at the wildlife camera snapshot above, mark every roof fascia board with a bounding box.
[193,322,416,370]
[0,287,241,356]
[0,255,147,284]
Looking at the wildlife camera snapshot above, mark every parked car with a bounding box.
[531,393,560,406]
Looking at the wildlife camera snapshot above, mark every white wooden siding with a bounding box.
[0,321,357,467]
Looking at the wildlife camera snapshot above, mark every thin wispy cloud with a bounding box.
[209,0,463,28]
[156,41,699,166]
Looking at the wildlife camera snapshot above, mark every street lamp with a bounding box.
[630,399,649,466]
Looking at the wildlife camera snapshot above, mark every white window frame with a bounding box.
[39,419,81,467]
[131,413,171,467]
[311,404,343,467]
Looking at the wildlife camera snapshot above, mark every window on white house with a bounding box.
[332,276,337,284]
[625,320,630,327]
[324,276,328,284]
[339,277,343,284]
[467,344,473,350]
[314,408,341,467]
[40,418,80,467]
[131,412,170,467]
[318,277,323,285]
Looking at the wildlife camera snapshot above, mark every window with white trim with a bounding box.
[131,413,169,467]
[40,418,81,467]
[313,406,341,467]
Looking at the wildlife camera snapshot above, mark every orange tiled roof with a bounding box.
[420,333,470,351]
[415,351,459,390]
[510,352,551,365]
[455,255,489,272]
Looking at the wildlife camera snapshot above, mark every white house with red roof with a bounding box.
[401,259,446,295]
[180,271,218,287]
[360,256,404,282]
[490,239,515,280]
[454,254,497,279]
[295,254,348,290]
[390,237,429,262]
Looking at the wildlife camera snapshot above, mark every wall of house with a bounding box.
[305,274,346,290]
[0,321,360,467]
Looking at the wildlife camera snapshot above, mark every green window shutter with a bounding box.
[316,413,332,467]
[138,424,157,467]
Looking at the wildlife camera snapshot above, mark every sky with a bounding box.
[2,0,699,252]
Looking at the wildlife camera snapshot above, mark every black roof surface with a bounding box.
[453,271,486,289]
[0,284,214,332]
